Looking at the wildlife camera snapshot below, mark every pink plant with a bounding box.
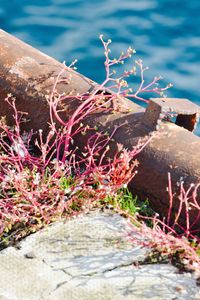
[115,173,200,276]
[0,36,199,279]
[167,173,200,238]
[0,36,170,247]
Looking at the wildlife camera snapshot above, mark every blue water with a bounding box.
[1,0,200,132]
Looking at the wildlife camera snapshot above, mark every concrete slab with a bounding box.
[0,211,199,300]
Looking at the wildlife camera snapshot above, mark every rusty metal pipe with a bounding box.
[0,30,200,224]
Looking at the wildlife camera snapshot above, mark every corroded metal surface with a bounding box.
[0,29,200,225]
[0,30,140,134]
[0,30,98,135]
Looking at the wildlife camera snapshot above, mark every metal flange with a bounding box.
[142,98,200,132]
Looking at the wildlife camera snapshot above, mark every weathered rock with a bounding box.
[0,211,199,300]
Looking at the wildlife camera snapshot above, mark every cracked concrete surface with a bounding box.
[0,210,199,300]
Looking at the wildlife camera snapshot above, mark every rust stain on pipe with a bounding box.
[0,29,200,225]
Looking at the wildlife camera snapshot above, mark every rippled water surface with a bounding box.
[1,0,200,132]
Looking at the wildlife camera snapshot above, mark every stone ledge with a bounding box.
[0,211,199,300]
